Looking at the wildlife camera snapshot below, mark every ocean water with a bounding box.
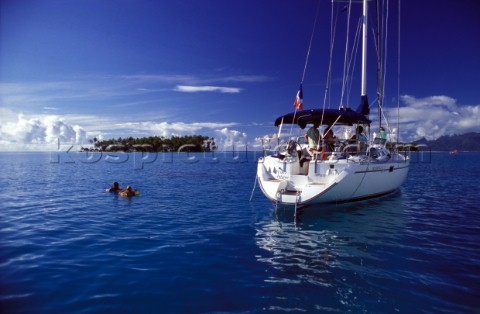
[0,151,479,313]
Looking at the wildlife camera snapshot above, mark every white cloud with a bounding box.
[0,107,247,151]
[401,95,457,110]
[221,75,272,83]
[0,74,247,110]
[174,85,242,94]
[0,72,267,116]
[0,72,267,151]
[214,127,248,150]
[119,74,199,84]
[0,111,87,151]
[107,121,247,150]
[120,74,271,84]
[113,121,237,137]
[105,122,249,151]
[392,95,480,141]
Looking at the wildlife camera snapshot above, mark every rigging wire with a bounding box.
[397,0,401,144]
[382,0,390,111]
[323,2,340,109]
[340,0,353,108]
[301,0,321,84]
[372,0,402,146]
[378,0,390,132]
[373,0,394,137]
[322,1,361,128]
[375,0,383,129]
[372,0,400,144]
[376,0,399,144]
[345,19,362,107]
[287,0,322,139]
[321,2,340,127]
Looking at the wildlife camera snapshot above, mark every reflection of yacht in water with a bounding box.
[256,0,409,208]
[256,218,339,286]
[254,195,408,308]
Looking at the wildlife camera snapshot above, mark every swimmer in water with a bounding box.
[119,185,138,197]
[106,182,121,192]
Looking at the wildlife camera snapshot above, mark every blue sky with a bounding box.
[1,0,479,151]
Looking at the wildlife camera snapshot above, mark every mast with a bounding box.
[357,0,370,118]
[361,0,368,97]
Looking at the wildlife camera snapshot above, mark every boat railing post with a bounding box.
[275,190,281,211]
[294,191,301,218]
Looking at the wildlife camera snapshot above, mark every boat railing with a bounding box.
[343,142,367,156]
[261,137,412,164]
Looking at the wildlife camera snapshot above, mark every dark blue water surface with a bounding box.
[1,151,479,313]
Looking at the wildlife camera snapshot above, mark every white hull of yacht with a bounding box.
[257,150,409,207]
[255,0,411,207]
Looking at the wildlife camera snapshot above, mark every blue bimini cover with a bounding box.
[274,108,371,129]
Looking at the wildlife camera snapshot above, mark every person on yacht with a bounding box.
[350,125,368,152]
[305,121,320,155]
[323,125,336,152]
[305,121,320,154]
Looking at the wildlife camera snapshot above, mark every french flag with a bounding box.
[293,84,303,110]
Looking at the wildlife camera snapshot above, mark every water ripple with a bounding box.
[1,152,479,313]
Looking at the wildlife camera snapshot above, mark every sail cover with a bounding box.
[274,108,371,129]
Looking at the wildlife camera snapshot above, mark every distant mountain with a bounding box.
[413,132,480,151]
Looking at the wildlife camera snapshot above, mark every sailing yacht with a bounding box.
[256,0,410,207]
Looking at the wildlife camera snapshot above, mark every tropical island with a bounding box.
[80,135,216,152]
[373,132,479,151]
[79,132,480,153]
[413,132,480,151]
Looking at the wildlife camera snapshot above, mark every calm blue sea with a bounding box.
[1,151,479,313]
